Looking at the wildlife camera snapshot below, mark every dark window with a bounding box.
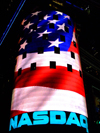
[56,115,60,119]
[60,35,65,42]
[18,68,22,76]
[71,51,75,59]
[33,24,37,31]
[73,41,76,47]
[24,19,29,25]
[79,70,82,77]
[23,52,26,59]
[39,14,43,20]
[43,34,48,40]
[65,26,69,32]
[50,61,56,69]
[67,64,72,72]
[53,15,58,20]
[68,19,71,25]
[54,47,60,54]
[49,23,54,29]
[38,47,44,54]
[31,63,36,70]
[27,36,32,43]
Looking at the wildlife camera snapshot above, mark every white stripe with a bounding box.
[72,32,77,43]
[11,86,88,117]
[15,51,82,72]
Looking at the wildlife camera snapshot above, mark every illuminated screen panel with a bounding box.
[9,10,89,133]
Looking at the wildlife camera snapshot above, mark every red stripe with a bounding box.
[14,66,85,97]
[68,27,80,54]
[68,41,79,54]
[10,110,27,118]
[73,26,76,32]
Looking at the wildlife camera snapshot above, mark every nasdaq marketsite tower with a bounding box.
[9,2,89,133]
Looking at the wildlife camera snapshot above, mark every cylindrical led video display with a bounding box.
[9,10,89,133]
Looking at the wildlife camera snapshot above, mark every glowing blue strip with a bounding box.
[73,5,83,11]
[66,1,84,11]
[0,0,26,45]
[66,1,71,5]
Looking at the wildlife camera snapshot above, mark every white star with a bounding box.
[48,19,59,24]
[23,22,34,30]
[64,15,70,19]
[57,23,66,31]
[44,14,51,20]
[37,30,52,38]
[31,11,41,17]
[56,11,63,15]
[19,40,28,50]
[48,38,63,48]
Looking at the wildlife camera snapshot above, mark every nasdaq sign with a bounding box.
[9,111,89,132]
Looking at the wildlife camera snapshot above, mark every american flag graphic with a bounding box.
[10,10,88,118]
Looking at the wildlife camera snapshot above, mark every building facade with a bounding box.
[9,9,89,133]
